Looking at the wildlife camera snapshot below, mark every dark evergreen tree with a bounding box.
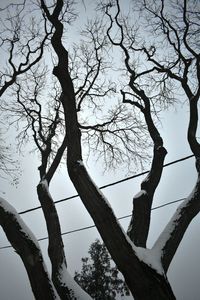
[74,239,130,299]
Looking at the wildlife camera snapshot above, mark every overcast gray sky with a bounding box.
[0,1,200,299]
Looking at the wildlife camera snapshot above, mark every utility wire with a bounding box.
[39,197,186,240]
[0,154,194,250]
[19,154,194,215]
[0,197,186,250]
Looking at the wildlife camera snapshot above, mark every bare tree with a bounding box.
[0,0,51,181]
[0,1,90,299]
[101,0,200,297]
[0,1,53,97]
[0,126,19,183]
[0,0,199,299]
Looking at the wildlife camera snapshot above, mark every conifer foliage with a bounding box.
[74,239,130,299]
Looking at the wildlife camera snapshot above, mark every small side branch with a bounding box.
[0,10,52,98]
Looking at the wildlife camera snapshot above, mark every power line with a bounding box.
[38,197,187,240]
[0,197,186,250]
[0,154,194,250]
[19,154,194,215]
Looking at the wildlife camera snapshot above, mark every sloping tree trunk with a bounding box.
[0,197,59,300]
[40,1,176,299]
[0,0,199,298]
[37,181,71,300]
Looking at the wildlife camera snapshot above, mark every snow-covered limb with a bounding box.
[153,175,200,272]
[0,197,39,249]
[39,179,93,299]
[134,246,164,276]
[75,172,159,277]
[127,145,167,247]
[38,179,73,299]
[77,164,164,277]
[58,262,93,300]
[0,197,60,299]
[119,224,164,276]
[121,220,164,278]
[127,189,147,232]
[42,0,177,296]
[71,159,176,297]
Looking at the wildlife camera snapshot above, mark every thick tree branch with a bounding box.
[187,97,200,157]
[40,1,175,298]
[46,134,68,183]
[127,145,167,247]
[0,197,59,300]
[37,181,71,300]
[152,42,200,272]
[121,84,167,247]
[153,164,200,273]
[104,5,168,245]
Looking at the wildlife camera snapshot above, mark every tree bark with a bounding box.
[40,1,176,298]
[125,85,167,247]
[67,161,176,300]
[37,182,71,300]
[153,169,200,273]
[0,197,59,300]
[127,145,167,247]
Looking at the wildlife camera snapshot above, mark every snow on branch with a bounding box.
[76,161,165,277]
[0,197,60,299]
[58,262,93,300]
[0,197,39,248]
[152,174,200,272]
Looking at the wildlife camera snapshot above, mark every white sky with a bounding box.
[0,0,200,299]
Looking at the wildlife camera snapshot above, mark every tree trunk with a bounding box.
[126,263,176,300]
[37,181,71,300]
[0,198,59,300]
[39,2,177,298]
[68,163,176,300]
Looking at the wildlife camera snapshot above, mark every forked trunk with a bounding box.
[125,267,176,300]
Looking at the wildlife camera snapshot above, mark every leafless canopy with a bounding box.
[0,0,200,299]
